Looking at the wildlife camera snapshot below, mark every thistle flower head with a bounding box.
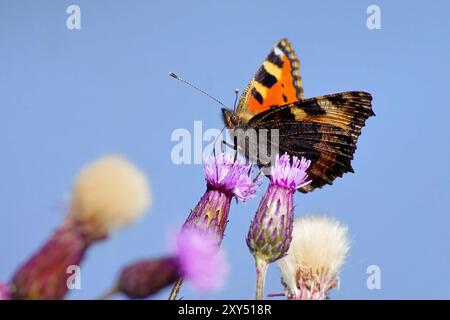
[203,153,260,202]
[69,155,151,235]
[270,153,311,191]
[171,152,257,299]
[0,283,10,300]
[247,153,311,263]
[278,215,350,300]
[176,227,228,291]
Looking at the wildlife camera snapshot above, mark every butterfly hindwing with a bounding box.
[236,39,305,120]
[248,91,374,192]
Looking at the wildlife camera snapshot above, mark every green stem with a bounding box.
[168,278,184,300]
[255,258,269,300]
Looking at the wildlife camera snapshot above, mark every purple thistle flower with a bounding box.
[270,153,311,191]
[246,152,311,299]
[168,153,259,300]
[114,228,228,299]
[203,153,260,202]
[247,153,311,262]
[185,153,260,241]
[0,283,10,300]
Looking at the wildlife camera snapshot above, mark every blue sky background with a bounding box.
[1,1,449,299]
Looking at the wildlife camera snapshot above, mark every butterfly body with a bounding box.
[222,39,374,193]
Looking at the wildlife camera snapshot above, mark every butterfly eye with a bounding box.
[231,115,239,125]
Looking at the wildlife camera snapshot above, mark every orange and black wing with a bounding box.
[236,39,304,120]
[248,91,374,193]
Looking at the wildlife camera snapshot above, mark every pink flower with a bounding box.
[114,228,228,299]
[176,227,228,291]
[0,283,10,300]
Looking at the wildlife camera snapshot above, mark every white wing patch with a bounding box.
[274,46,284,57]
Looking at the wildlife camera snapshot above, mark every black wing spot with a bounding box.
[251,87,264,104]
[296,99,326,115]
[254,66,277,88]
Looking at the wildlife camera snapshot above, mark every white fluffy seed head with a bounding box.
[69,155,151,235]
[278,215,350,293]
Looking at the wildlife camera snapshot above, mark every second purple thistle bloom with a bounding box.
[247,153,311,300]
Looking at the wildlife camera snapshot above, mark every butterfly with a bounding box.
[222,39,374,193]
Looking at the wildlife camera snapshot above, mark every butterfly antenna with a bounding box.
[169,72,229,109]
[233,88,240,112]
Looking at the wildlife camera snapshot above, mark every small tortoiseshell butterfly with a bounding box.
[222,39,374,193]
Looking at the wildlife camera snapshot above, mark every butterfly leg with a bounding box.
[222,140,237,151]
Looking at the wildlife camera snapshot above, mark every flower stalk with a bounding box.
[168,278,184,300]
[254,257,268,300]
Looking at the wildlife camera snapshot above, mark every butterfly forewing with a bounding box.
[237,39,305,117]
